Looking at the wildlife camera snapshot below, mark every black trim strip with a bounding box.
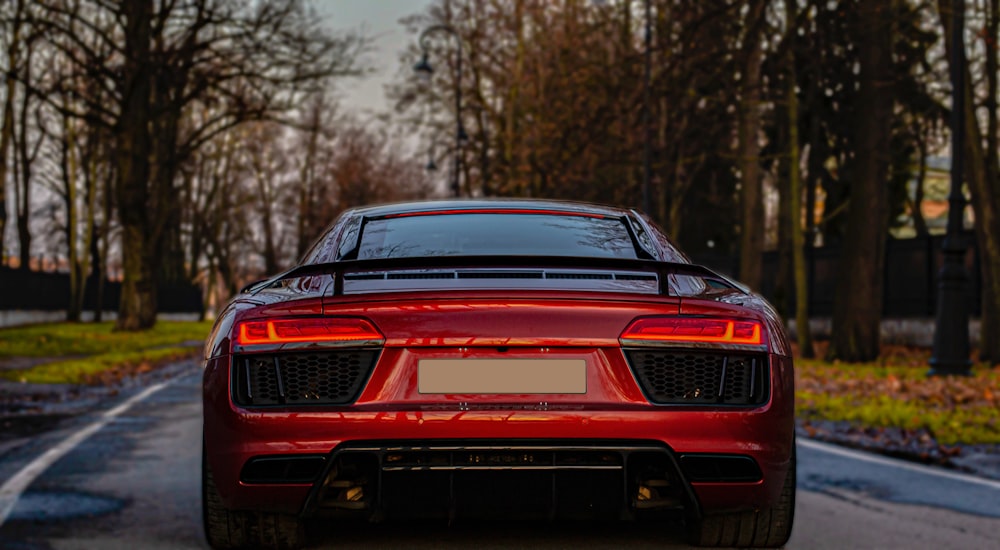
[619,215,656,260]
[244,358,253,400]
[273,356,285,401]
[718,356,728,399]
[338,216,370,262]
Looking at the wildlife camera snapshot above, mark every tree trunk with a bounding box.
[90,216,103,321]
[94,162,113,322]
[775,112,792,318]
[737,0,767,291]
[912,128,930,238]
[15,46,33,271]
[202,255,216,322]
[297,98,322,258]
[151,86,186,288]
[0,0,25,265]
[76,122,98,322]
[259,183,279,275]
[805,58,822,324]
[115,0,156,331]
[149,68,186,288]
[980,0,1000,364]
[785,2,814,358]
[828,0,893,362]
[0,62,15,265]
[505,0,525,195]
[61,107,81,322]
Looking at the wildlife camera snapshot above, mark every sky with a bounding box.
[317,1,433,117]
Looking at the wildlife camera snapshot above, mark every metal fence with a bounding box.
[0,267,204,315]
[694,232,982,318]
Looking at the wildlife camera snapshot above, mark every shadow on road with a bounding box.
[304,519,693,549]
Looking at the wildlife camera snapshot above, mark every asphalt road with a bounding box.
[1,361,999,549]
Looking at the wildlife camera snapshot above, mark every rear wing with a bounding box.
[247,256,743,297]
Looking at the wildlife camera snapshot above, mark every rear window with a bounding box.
[356,213,639,260]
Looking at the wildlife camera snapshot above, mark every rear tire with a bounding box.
[202,446,306,549]
[688,449,795,548]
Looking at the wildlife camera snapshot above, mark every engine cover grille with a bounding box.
[624,350,767,406]
[233,350,378,406]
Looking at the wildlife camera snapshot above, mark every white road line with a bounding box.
[0,381,171,527]
[799,437,1000,490]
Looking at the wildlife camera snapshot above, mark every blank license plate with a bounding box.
[418,359,587,394]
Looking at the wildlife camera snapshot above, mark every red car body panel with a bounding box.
[202,200,795,525]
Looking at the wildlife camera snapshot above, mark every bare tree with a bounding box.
[782,0,814,358]
[26,0,366,329]
[295,93,337,258]
[737,0,769,291]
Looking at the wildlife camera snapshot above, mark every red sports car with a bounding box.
[202,200,795,549]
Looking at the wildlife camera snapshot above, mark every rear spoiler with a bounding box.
[247,256,742,297]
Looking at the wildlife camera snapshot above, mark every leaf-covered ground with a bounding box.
[796,344,1000,447]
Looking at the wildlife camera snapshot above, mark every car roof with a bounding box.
[343,199,637,219]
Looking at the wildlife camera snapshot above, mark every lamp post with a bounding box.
[642,0,652,214]
[414,25,467,198]
[929,0,971,376]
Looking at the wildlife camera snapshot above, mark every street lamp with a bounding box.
[929,0,971,376]
[642,0,652,214]
[425,143,439,172]
[414,24,467,198]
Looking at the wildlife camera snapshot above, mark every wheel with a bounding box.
[688,449,796,548]
[202,446,307,549]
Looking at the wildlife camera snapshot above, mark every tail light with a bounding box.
[236,317,384,347]
[620,317,766,350]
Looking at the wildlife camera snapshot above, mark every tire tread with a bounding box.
[203,449,306,549]
[689,450,795,548]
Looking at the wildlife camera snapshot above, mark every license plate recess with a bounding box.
[418,359,586,394]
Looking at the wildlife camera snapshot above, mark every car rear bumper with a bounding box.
[204,404,793,518]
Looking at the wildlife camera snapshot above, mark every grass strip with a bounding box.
[3,347,198,385]
[796,356,1000,445]
[0,320,212,385]
[0,321,213,358]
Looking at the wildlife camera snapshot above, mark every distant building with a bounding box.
[891,155,974,239]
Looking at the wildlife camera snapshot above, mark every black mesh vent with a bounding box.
[457,271,543,279]
[546,272,613,280]
[625,350,766,405]
[234,351,378,407]
[387,272,455,279]
[613,274,657,281]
